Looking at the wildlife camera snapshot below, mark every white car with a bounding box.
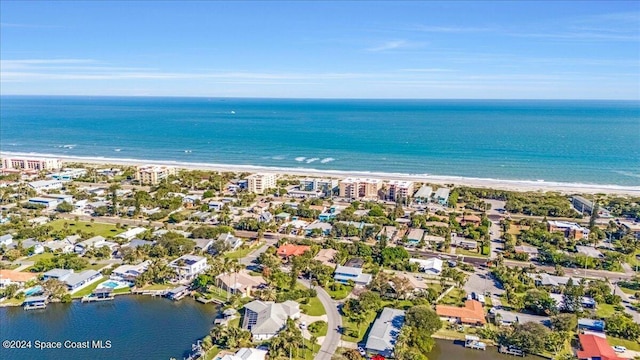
[299,322,307,330]
[613,346,627,353]
[357,347,366,356]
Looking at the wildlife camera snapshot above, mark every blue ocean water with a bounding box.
[1,96,638,186]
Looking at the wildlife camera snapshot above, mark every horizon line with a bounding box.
[1,93,638,101]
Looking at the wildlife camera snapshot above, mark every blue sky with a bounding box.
[1,1,639,99]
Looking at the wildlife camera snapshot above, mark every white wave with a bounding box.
[614,170,640,179]
[114,148,121,152]
[306,158,320,164]
[62,144,76,149]
[294,157,306,162]
[320,157,335,164]
[271,155,285,160]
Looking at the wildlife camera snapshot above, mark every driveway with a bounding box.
[297,278,341,360]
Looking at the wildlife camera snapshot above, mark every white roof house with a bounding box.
[217,232,243,250]
[28,179,64,192]
[111,260,151,281]
[334,265,372,286]
[575,245,603,259]
[169,255,208,281]
[409,258,443,275]
[242,300,301,340]
[116,227,147,241]
[364,308,406,358]
[220,348,268,360]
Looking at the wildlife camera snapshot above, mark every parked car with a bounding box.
[299,321,306,330]
[613,346,627,353]
[358,347,366,356]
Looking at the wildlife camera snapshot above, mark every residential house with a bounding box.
[578,319,605,333]
[28,179,64,192]
[217,232,243,251]
[409,258,443,275]
[305,222,332,236]
[334,265,372,286]
[514,245,539,259]
[456,239,479,250]
[576,334,624,360]
[494,310,519,326]
[377,226,397,241]
[436,300,486,326]
[0,234,13,247]
[575,245,603,259]
[216,270,266,297]
[116,227,147,241]
[550,293,597,311]
[530,273,578,287]
[126,238,154,249]
[74,236,118,255]
[406,228,424,246]
[20,238,44,255]
[0,270,37,289]
[193,238,214,252]
[422,235,445,248]
[28,197,61,209]
[276,244,311,259]
[45,238,75,254]
[220,348,268,360]
[258,212,273,223]
[241,300,301,340]
[456,214,482,226]
[313,248,337,267]
[169,255,208,281]
[364,308,405,358]
[42,269,102,293]
[413,186,433,203]
[110,261,151,282]
[433,188,450,205]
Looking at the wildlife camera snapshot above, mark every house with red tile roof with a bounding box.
[436,300,486,325]
[0,269,38,288]
[576,334,624,360]
[276,244,311,259]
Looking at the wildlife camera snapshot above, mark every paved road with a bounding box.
[297,278,342,360]
[239,238,276,266]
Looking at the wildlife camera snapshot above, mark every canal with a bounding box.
[1,296,218,360]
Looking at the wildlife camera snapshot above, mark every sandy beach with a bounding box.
[3,151,640,196]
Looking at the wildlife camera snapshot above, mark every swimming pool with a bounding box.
[24,285,43,296]
[102,281,120,289]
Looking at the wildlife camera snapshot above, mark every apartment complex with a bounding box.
[135,165,176,185]
[299,178,338,194]
[339,177,382,199]
[245,173,277,194]
[386,180,414,201]
[1,157,62,171]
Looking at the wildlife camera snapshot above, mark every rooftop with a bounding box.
[576,334,624,360]
[276,244,311,257]
[436,300,486,325]
[365,308,405,353]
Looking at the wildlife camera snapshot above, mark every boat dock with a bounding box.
[499,345,525,356]
[166,285,190,301]
[23,295,48,310]
[82,288,115,303]
[464,335,486,350]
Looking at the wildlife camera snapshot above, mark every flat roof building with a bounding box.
[245,173,277,194]
[135,165,176,185]
[364,308,406,358]
[2,157,62,171]
[386,180,414,201]
[339,177,382,199]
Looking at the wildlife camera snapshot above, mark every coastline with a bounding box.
[3,151,640,196]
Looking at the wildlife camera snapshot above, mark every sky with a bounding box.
[1,1,639,99]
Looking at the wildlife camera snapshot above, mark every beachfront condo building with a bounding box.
[339,177,382,199]
[135,165,176,185]
[300,178,338,195]
[1,157,62,171]
[386,180,414,201]
[245,173,277,194]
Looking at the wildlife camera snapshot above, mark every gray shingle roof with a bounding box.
[365,308,405,353]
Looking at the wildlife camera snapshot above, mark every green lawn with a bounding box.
[325,283,353,300]
[341,310,376,342]
[113,287,131,295]
[26,252,55,262]
[224,241,265,260]
[84,263,107,271]
[619,286,637,295]
[456,248,489,258]
[309,320,328,337]
[140,284,174,291]
[202,346,220,360]
[49,219,122,238]
[608,336,640,351]
[1,298,25,306]
[71,276,105,298]
[595,303,617,318]
[300,295,325,316]
[381,299,415,310]
[438,288,466,306]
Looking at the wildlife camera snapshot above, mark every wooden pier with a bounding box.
[82,288,115,303]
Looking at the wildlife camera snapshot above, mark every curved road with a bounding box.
[297,278,342,360]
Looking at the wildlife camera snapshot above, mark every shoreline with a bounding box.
[2,150,640,196]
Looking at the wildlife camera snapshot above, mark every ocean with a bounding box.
[1,96,638,186]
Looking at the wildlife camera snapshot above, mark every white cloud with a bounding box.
[366,40,424,52]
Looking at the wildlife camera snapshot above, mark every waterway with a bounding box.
[0,295,218,360]
[1,295,544,360]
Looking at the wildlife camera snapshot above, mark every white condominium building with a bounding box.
[135,165,176,185]
[1,157,62,171]
[339,177,382,199]
[386,180,414,200]
[245,173,277,194]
